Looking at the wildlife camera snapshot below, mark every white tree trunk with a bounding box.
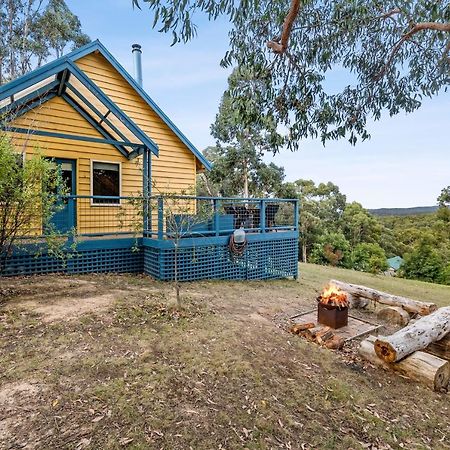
[330,280,437,315]
[374,307,450,362]
[359,335,450,392]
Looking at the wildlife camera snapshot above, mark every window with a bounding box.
[92,161,120,205]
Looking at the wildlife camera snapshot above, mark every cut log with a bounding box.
[374,307,450,363]
[330,279,437,315]
[359,335,450,391]
[426,333,450,360]
[377,306,410,326]
[325,335,345,350]
[290,322,315,334]
[316,328,334,345]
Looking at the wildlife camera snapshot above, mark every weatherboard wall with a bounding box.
[9,95,142,234]
[75,52,197,193]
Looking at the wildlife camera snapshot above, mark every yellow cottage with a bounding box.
[0,41,299,280]
[1,40,210,236]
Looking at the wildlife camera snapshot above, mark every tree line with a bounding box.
[0,0,89,85]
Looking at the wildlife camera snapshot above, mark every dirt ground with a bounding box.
[0,267,449,449]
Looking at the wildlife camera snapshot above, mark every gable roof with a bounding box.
[0,40,211,170]
[74,41,211,170]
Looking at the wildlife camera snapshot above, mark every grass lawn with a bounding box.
[0,264,449,449]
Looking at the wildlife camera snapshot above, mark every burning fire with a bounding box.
[318,283,349,308]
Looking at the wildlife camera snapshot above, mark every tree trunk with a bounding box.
[376,306,410,326]
[302,240,307,263]
[374,307,450,363]
[174,242,181,309]
[359,335,450,392]
[426,333,450,360]
[243,158,249,199]
[330,280,437,315]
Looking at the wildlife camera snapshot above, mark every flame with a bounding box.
[318,283,348,308]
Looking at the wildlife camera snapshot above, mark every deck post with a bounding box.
[294,199,299,231]
[157,196,164,240]
[260,200,266,233]
[214,198,219,236]
[143,149,149,235]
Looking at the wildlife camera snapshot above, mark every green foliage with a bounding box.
[133,0,450,150]
[0,0,90,84]
[0,134,64,263]
[401,241,444,283]
[310,231,351,267]
[437,186,450,208]
[197,146,288,198]
[342,202,382,246]
[351,243,388,274]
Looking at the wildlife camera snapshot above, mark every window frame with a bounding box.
[90,159,122,206]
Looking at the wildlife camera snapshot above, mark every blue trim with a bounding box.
[0,61,71,101]
[84,42,211,170]
[143,230,299,249]
[0,51,158,158]
[65,81,132,146]
[66,61,159,156]
[0,39,210,169]
[0,80,59,116]
[3,126,142,148]
[62,93,129,158]
[2,92,57,121]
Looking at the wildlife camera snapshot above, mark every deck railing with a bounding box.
[14,195,299,240]
[143,196,299,239]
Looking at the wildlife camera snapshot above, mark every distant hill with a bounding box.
[369,206,439,217]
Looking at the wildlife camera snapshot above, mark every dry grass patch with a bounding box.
[0,267,449,449]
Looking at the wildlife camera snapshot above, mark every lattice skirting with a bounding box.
[1,233,299,281]
[1,239,143,277]
[143,232,299,281]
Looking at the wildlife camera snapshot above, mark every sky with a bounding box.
[66,0,449,209]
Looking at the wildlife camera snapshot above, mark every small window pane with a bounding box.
[92,162,120,204]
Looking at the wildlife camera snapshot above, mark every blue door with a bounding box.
[50,159,76,234]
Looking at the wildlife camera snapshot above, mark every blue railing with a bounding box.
[17,195,299,240]
[143,195,299,240]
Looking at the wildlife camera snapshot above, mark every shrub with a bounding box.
[309,232,351,267]
[351,243,388,274]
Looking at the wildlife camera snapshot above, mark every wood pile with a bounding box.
[358,306,450,392]
[290,323,345,350]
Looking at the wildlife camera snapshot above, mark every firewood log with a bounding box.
[316,328,334,345]
[290,322,315,334]
[376,306,410,326]
[330,280,437,315]
[426,333,450,360]
[374,307,450,363]
[359,335,450,392]
[325,335,345,350]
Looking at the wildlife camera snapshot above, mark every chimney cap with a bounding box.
[132,44,142,52]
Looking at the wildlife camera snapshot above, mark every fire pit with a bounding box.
[317,283,349,329]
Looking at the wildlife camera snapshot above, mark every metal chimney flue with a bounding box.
[132,44,143,88]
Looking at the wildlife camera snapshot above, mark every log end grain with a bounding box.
[374,338,397,363]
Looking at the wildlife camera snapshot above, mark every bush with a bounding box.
[401,241,443,283]
[309,232,351,267]
[0,134,64,263]
[351,243,388,274]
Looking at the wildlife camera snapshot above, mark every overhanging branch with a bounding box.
[375,21,450,80]
[267,0,301,54]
